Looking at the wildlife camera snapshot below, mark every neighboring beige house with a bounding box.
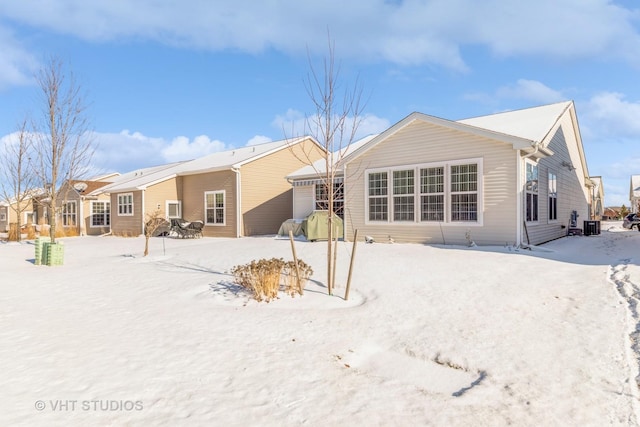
[95,137,324,237]
[55,179,114,236]
[630,175,640,212]
[325,100,596,246]
[0,193,39,232]
[286,134,378,220]
[589,176,604,220]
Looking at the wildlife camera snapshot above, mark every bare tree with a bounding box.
[0,118,38,241]
[33,57,95,243]
[143,210,166,257]
[297,38,365,294]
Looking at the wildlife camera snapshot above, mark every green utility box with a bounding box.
[34,236,51,265]
[43,241,64,266]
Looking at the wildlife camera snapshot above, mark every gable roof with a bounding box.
[67,180,112,196]
[342,105,572,164]
[457,101,572,143]
[89,161,190,194]
[94,136,320,193]
[175,136,317,176]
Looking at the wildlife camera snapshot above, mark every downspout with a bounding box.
[343,164,349,242]
[79,196,85,236]
[232,167,242,238]
[141,189,146,236]
[519,142,541,247]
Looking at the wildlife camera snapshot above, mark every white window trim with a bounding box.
[90,201,110,228]
[61,202,77,227]
[166,200,182,219]
[204,190,225,226]
[117,192,134,217]
[364,158,483,227]
[23,211,34,224]
[0,212,6,221]
[524,159,539,224]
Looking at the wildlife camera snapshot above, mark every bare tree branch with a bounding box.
[32,56,95,243]
[286,33,366,294]
[0,118,38,241]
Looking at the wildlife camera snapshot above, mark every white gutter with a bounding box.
[232,167,242,238]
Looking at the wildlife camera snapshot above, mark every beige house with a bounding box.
[286,134,378,220]
[589,176,604,220]
[95,137,324,237]
[55,179,114,236]
[343,101,596,246]
[289,101,596,246]
[0,196,37,232]
[630,175,640,213]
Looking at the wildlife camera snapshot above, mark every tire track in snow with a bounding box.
[610,259,640,424]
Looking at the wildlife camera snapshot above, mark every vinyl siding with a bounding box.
[240,138,324,236]
[181,171,237,238]
[293,185,314,219]
[524,114,590,245]
[110,191,143,236]
[345,120,519,245]
[85,195,111,236]
[143,177,182,219]
[0,199,34,231]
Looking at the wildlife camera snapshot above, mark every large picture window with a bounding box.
[368,172,388,221]
[525,162,539,222]
[91,201,110,227]
[548,171,557,221]
[393,170,414,221]
[205,191,225,225]
[366,160,481,224]
[420,166,444,221]
[117,193,133,216]
[62,201,77,227]
[450,164,478,222]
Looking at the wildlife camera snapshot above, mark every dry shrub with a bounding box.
[282,260,313,297]
[232,258,313,302]
[63,227,79,237]
[8,223,19,241]
[25,225,37,240]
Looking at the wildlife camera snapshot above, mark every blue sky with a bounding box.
[1,1,640,206]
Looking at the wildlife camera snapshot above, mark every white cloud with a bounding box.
[272,109,390,146]
[0,24,38,89]
[87,130,229,174]
[161,134,227,160]
[245,135,272,146]
[2,1,640,72]
[583,92,640,138]
[496,79,566,104]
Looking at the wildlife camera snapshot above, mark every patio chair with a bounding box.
[171,219,203,238]
[187,220,204,238]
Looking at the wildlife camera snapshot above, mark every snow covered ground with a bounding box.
[2,222,640,426]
